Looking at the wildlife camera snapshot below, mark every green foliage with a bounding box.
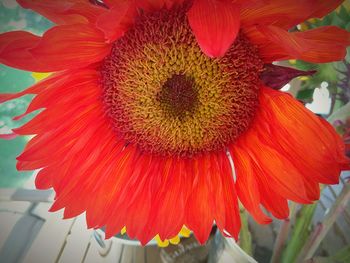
[239,208,253,256]
[296,88,315,102]
[0,2,52,187]
[0,1,52,34]
[291,6,350,109]
[331,245,350,263]
[0,65,36,187]
[281,204,318,263]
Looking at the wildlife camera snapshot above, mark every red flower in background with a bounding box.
[0,0,349,244]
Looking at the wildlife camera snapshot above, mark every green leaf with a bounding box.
[296,89,314,101]
[338,6,350,22]
[331,245,350,262]
[281,204,318,263]
[321,14,332,25]
[239,208,253,256]
[0,138,32,187]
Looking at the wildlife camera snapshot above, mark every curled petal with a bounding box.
[17,0,108,25]
[96,1,137,42]
[259,25,350,63]
[0,24,110,72]
[0,31,43,71]
[187,0,240,58]
[260,64,316,90]
[243,26,290,62]
[241,0,343,29]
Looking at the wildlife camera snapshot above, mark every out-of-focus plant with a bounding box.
[236,3,350,263]
[289,4,350,116]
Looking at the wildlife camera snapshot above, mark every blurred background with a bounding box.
[0,0,349,263]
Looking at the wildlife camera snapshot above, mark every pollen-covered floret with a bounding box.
[102,6,263,157]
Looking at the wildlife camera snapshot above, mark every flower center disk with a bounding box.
[157,74,197,118]
[101,6,264,157]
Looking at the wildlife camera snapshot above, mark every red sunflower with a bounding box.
[1,0,350,245]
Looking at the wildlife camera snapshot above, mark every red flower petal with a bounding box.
[0,31,43,71]
[136,0,166,11]
[259,25,350,63]
[50,128,126,220]
[138,0,186,10]
[231,146,272,224]
[246,25,350,63]
[258,180,289,219]
[216,152,241,240]
[104,153,169,243]
[96,1,137,42]
[187,0,240,58]
[257,87,348,184]
[13,70,99,121]
[145,157,190,242]
[185,155,214,244]
[35,166,55,190]
[241,0,343,29]
[242,132,312,204]
[165,0,186,9]
[229,86,348,218]
[243,26,290,62]
[100,147,142,239]
[17,0,108,25]
[84,141,136,226]
[0,24,110,72]
[185,152,240,243]
[310,0,344,19]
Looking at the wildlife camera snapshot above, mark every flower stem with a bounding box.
[296,181,350,262]
[281,203,318,263]
[239,207,253,256]
[270,202,297,263]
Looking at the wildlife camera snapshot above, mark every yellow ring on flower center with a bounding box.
[101,6,263,157]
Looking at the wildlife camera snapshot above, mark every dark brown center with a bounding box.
[157,74,198,118]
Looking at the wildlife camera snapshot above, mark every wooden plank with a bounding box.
[114,241,124,263]
[218,250,239,263]
[145,245,161,263]
[132,246,146,263]
[120,245,133,263]
[23,203,74,263]
[58,215,92,263]
[0,213,25,252]
[31,202,52,219]
[0,201,31,214]
[84,232,122,263]
[0,189,17,201]
[0,188,53,202]
[0,213,43,263]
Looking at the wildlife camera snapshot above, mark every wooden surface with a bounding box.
[2,179,349,263]
[0,189,163,263]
